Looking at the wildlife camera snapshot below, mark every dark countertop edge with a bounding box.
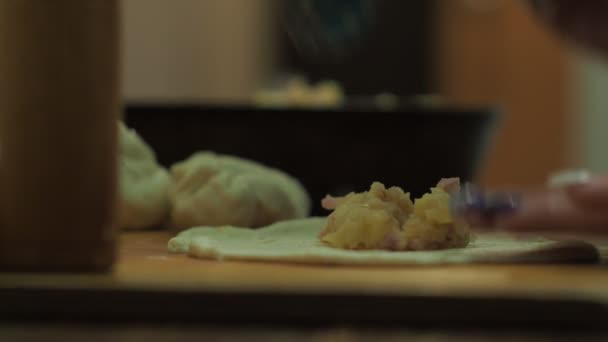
[1,287,607,330]
[123,101,499,116]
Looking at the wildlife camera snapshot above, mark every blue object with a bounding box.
[451,183,522,222]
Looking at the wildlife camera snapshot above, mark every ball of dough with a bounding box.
[117,121,171,230]
[169,151,311,230]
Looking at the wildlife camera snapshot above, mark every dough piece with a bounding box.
[319,179,470,251]
[117,121,171,230]
[167,218,599,265]
[169,151,311,230]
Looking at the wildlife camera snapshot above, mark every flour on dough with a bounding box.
[169,151,311,231]
[117,121,171,230]
[168,218,599,265]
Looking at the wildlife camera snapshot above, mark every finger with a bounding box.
[566,175,608,209]
[495,189,608,235]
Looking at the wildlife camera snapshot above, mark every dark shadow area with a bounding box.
[125,104,497,216]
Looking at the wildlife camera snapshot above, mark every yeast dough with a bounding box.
[168,218,599,265]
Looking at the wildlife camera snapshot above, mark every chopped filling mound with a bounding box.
[319,179,470,251]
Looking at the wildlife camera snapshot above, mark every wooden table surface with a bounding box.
[1,323,607,342]
[3,231,608,297]
[2,231,608,327]
[0,232,608,341]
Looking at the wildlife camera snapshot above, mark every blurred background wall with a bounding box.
[576,54,608,174]
[122,0,604,189]
[122,0,277,103]
[434,0,576,189]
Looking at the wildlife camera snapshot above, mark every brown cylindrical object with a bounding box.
[0,1,120,271]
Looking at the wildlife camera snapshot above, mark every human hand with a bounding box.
[458,171,608,238]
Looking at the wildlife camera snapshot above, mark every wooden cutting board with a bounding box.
[1,231,608,326]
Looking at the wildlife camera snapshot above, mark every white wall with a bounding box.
[574,52,608,173]
[121,0,277,103]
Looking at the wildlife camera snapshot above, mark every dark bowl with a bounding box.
[124,103,500,216]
